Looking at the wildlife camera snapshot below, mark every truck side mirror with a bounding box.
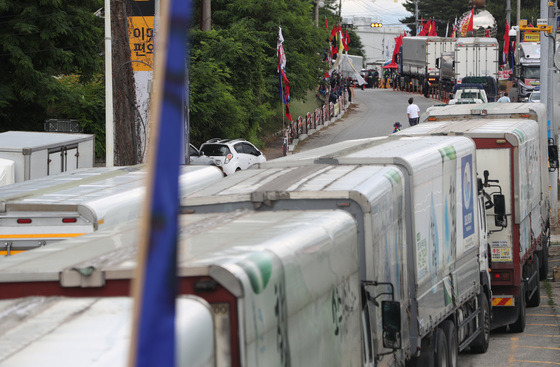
[548,142,558,171]
[436,57,440,69]
[382,300,402,349]
[493,194,507,227]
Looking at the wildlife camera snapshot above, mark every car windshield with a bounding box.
[201,144,231,156]
[530,92,540,101]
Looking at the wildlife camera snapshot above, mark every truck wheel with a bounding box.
[528,256,541,307]
[434,328,448,367]
[509,283,526,333]
[470,294,490,353]
[441,320,458,367]
[539,240,549,280]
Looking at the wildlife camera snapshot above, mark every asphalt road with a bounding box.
[270,87,560,366]
[292,87,440,153]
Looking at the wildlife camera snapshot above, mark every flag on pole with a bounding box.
[459,7,475,36]
[277,27,293,121]
[325,16,328,31]
[128,0,192,366]
[428,20,437,36]
[503,21,510,64]
[418,19,428,36]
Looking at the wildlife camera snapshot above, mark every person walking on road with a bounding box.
[497,92,511,103]
[407,97,420,126]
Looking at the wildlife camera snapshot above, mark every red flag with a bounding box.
[392,34,403,61]
[485,29,490,37]
[428,20,437,36]
[418,19,428,36]
[466,7,474,32]
[346,30,350,46]
[503,21,510,63]
[451,24,456,38]
[330,25,337,38]
[325,17,328,31]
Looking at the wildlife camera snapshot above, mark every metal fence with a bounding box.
[282,90,348,156]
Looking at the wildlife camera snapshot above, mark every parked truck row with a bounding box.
[398,36,499,101]
[0,103,552,366]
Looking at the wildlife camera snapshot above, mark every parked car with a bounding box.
[199,139,266,175]
[188,144,216,166]
[527,90,540,103]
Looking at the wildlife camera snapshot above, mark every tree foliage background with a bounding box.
[189,0,360,146]
[0,0,104,138]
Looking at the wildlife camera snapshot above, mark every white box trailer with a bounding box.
[0,164,223,255]
[0,209,362,367]
[0,295,215,367]
[407,102,552,332]
[401,36,456,79]
[439,38,499,90]
[0,131,95,182]
[184,135,490,365]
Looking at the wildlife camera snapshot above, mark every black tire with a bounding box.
[528,256,541,307]
[471,294,490,353]
[539,241,549,280]
[441,320,458,367]
[509,283,526,333]
[434,328,448,367]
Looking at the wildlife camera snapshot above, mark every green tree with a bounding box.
[0,0,103,131]
[190,0,332,145]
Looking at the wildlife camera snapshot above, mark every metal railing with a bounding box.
[283,90,348,156]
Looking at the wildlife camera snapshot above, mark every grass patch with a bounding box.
[544,280,555,306]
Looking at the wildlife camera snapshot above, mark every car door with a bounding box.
[233,142,252,170]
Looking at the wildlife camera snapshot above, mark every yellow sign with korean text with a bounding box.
[127,16,154,71]
[523,31,540,42]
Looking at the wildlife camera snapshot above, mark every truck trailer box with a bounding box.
[401,36,456,78]
[452,38,499,83]
[0,131,95,182]
[185,135,488,364]
[0,164,223,255]
[405,104,550,330]
[0,209,362,367]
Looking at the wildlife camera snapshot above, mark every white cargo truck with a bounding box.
[0,135,490,366]
[0,164,223,255]
[400,36,456,89]
[439,38,499,95]
[183,135,491,365]
[0,209,362,367]
[0,131,95,182]
[414,102,553,332]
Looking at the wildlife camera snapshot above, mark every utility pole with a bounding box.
[506,0,511,25]
[201,0,211,31]
[415,0,419,35]
[105,0,114,167]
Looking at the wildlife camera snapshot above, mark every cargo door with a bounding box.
[48,149,63,176]
[477,148,513,264]
[65,146,79,172]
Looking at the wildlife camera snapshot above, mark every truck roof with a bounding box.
[0,164,222,209]
[254,135,474,178]
[0,131,93,152]
[0,209,358,297]
[397,118,539,144]
[0,296,214,366]
[424,102,545,122]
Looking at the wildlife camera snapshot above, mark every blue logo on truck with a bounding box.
[462,155,474,238]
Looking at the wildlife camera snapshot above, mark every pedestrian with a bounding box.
[407,97,420,126]
[497,92,511,103]
[393,122,402,133]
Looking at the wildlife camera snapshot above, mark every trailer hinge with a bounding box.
[60,266,105,287]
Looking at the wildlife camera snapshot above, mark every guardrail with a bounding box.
[282,90,348,156]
